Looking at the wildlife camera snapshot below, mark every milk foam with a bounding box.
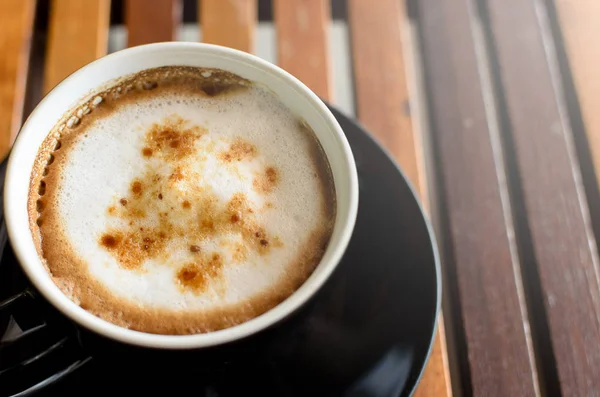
[50,86,329,312]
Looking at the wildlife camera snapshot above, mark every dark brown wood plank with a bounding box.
[44,0,111,93]
[417,0,540,395]
[126,0,182,47]
[273,0,332,100]
[0,0,35,159]
[200,0,256,53]
[484,0,600,394]
[348,1,451,395]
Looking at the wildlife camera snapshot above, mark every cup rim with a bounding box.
[4,42,358,349]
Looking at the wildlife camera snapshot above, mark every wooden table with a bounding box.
[2,0,600,395]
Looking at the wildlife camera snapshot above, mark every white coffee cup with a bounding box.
[3,43,358,350]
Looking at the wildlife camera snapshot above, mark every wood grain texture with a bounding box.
[555,1,600,181]
[417,0,541,395]
[126,0,182,47]
[0,0,35,159]
[485,0,600,394]
[348,0,416,178]
[348,0,451,395]
[273,0,332,100]
[200,0,256,53]
[44,0,111,93]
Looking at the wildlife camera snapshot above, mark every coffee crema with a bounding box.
[28,66,336,335]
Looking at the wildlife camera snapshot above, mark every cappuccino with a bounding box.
[28,67,335,335]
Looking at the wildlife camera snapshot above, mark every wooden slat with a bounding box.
[555,2,600,186]
[126,0,182,47]
[44,0,111,93]
[200,0,256,53]
[485,0,600,394]
[273,0,332,100]
[0,0,35,158]
[348,1,451,396]
[348,0,417,177]
[417,0,541,395]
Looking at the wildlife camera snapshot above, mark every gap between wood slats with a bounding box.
[403,6,461,397]
[479,0,600,394]
[402,10,454,397]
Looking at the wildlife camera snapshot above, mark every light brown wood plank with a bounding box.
[555,1,600,182]
[273,0,332,100]
[126,0,182,47]
[348,0,452,395]
[348,0,416,179]
[0,0,36,158]
[414,319,452,397]
[200,0,256,53]
[44,0,111,93]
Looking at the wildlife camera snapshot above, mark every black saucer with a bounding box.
[0,106,440,397]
